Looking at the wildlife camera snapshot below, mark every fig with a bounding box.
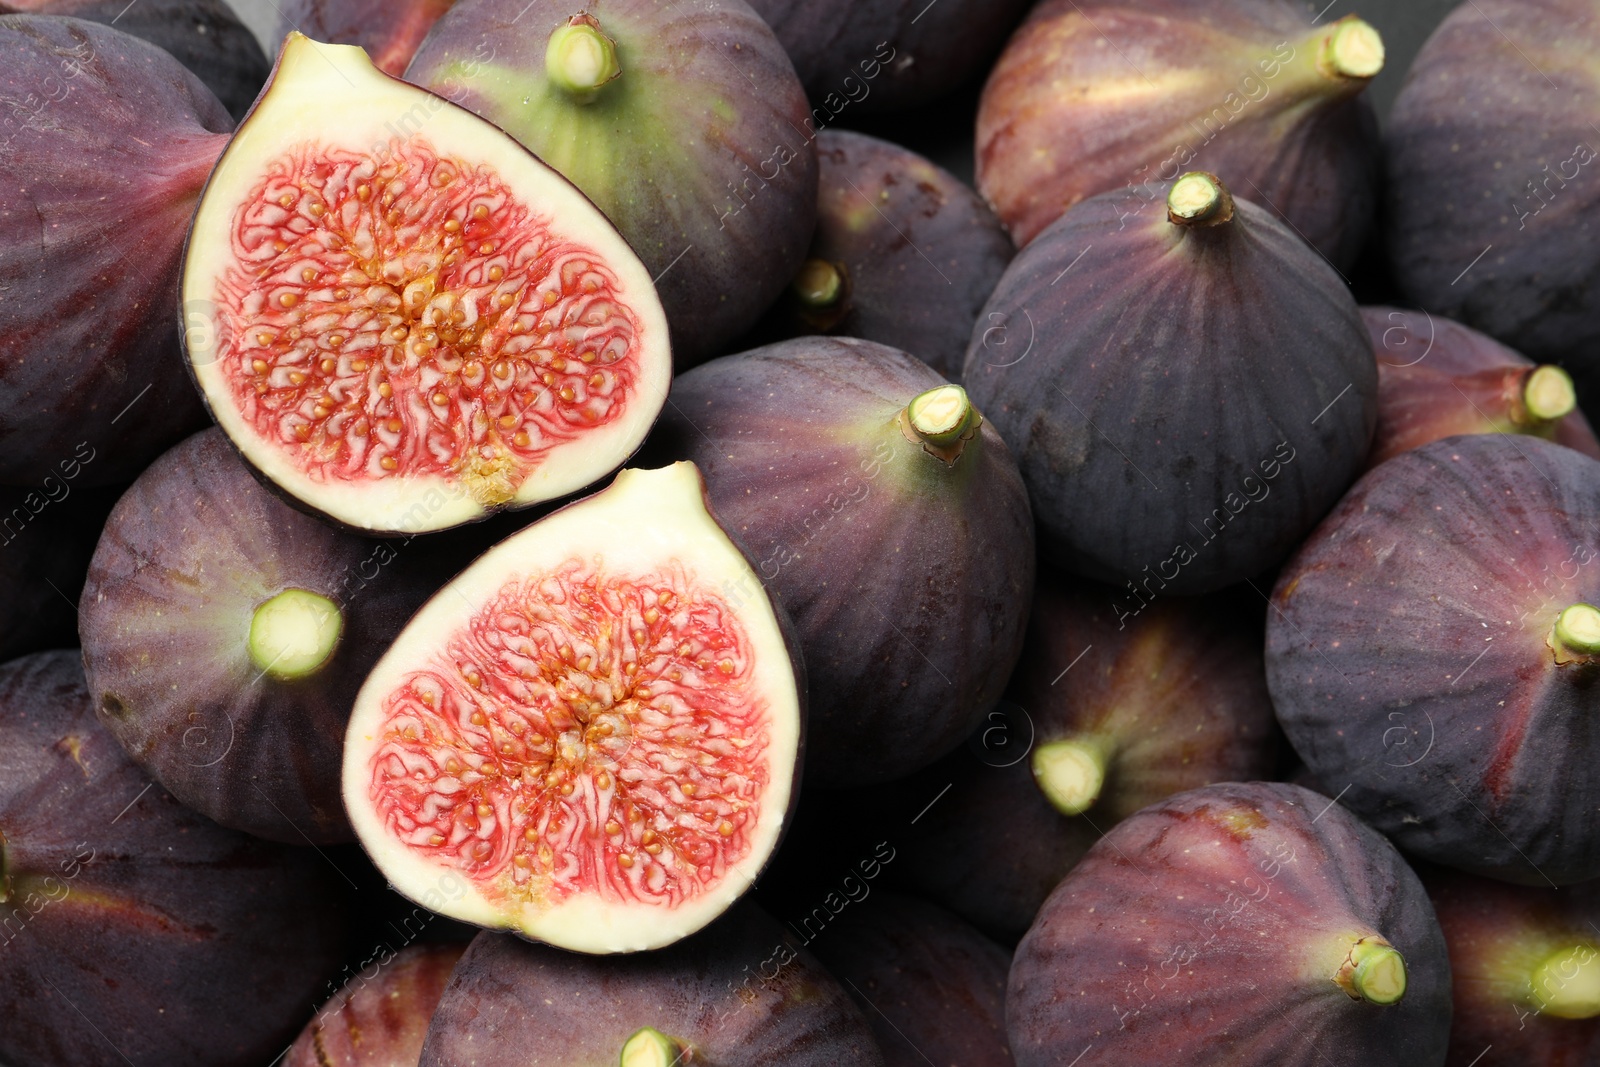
[0,14,226,486]
[963,172,1376,594]
[977,0,1384,264]
[1423,868,1600,1066]
[747,0,1029,116]
[1386,0,1600,375]
[0,479,117,661]
[896,577,1279,942]
[1008,781,1453,1066]
[807,891,1014,1067]
[181,33,671,535]
[406,0,818,365]
[342,462,804,953]
[651,337,1034,787]
[1266,433,1600,885]
[749,130,1014,381]
[286,942,467,1067]
[0,0,269,118]
[0,650,350,1067]
[77,428,463,844]
[1363,305,1600,468]
[273,0,456,76]
[418,903,884,1067]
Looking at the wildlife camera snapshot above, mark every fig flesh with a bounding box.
[342,463,803,953]
[1008,781,1452,1066]
[286,942,467,1067]
[963,172,1376,593]
[652,337,1034,787]
[181,33,671,535]
[273,0,455,76]
[1267,433,1600,885]
[406,0,818,365]
[0,15,226,486]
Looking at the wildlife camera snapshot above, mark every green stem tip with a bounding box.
[1320,16,1385,80]
[1530,942,1600,1019]
[546,14,621,99]
[1553,603,1600,658]
[249,588,343,680]
[1031,738,1110,816]
[1167,171,1235,228]
[792,259,846,309]
[1523,365,1578,423]
[905,385,980,448]
[620,1027,687,1067]
[1336,937,1407,1006]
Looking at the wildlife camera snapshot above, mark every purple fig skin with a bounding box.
[286,942,467,1067]
[650,337,1035,787]
[747,0,1029,116]
[1361,305,1600,468]
[748,129,1014,381]
[1008,782,1453,1067]
[0,15,226,487]
[419,904,886,1067]
[79,428,450,844]
[273,0,456,76]
[977,0,1381,266]
[407,0,818,366]
[1421,868,1600,1067]
[0,481,117,661]
[807,892,1014,1067]
[0,650,351,1067]
[0,0,269,118]
[1266,434,1600,886]
[1386,0,1600,376]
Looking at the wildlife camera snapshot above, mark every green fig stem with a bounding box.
[1552,604,1600,660]
[899,385,983,465]
[248,589,344,680]
[1529,942,1600,1019]
[546,14,621,101]
[1167,172,1235,228]
[1334,937,1408,1005]
[1521,365,1578,424]
[1318,17,1385,81]
[792,259,846,309]
[620,1027,687,1067]
[1031,738,1111,816]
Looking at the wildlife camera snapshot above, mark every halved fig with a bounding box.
[286,942,468,1067]
[0,14,226,486]
[272,0,456,76]
[342,463,804,953]
[1362,305,1600,468]
[1008,782,1453,1066]
[182,33,671,535]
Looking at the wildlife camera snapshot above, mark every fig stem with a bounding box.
[1031,738,1110,816]
[1319,17,1385,81]
[1334,937,1407,1005]
[1529,942,1600,1019]
[1167,172,1235,228]
[620,1027,688,1067]
[1522,366,1577,424]
[1552,604,1600,658]
[248,589,344,680]
[546,14,622,100]
[792,259,846,309]
[899,385,983,465]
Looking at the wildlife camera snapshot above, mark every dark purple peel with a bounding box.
[287,942,467,1067]
[0,650,350,1067]
[0,15,226,486]
[1008,782,1452,1067]
[274,0,456,76]
[419,904,886,1067]
[1267,433,1600,885]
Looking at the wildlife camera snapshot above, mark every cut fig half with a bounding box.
[182,33,671,535]
[343,462,804,953]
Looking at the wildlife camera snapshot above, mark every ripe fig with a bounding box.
[0,650,350,1067]
[896,576,1279,942]
[1266,434,1600,885]
[963,172,1376,594]
[651,337,1034,787]
[1387,0,1600,375]
[0,15,225,486]
[0,480,117,661]
[1008,782,1453,1067]
[181,33,671,535]
[747,0,1029,116]
[1422,868,1599,1066]
[406,0,818,365]
[78,428,461,844]
[1362,305,1600,468]
[342,463,804,953]
[418,904,885,1067]
[749,130,1014,381]
[0,0,269,118]
[286,942,467,1067]
[807,892,1014,1067]
[272,0,456,76]
[977,0,1384,264]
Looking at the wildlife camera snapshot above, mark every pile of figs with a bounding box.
[4,0,1600,1064]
